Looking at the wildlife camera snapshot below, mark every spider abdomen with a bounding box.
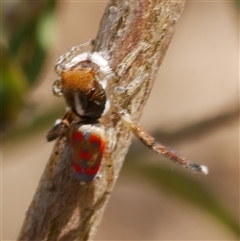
[71,123,105,182]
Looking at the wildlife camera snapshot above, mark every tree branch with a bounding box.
[18,1,186,240]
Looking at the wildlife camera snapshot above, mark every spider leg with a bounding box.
[115,42,149,79]
[114,68,149,103]
[47,110,77,141]
[118,109,208,174]
[112,42,150,108]
[47,110,78,188]
[113,44,208,174]
[55,39,94,74]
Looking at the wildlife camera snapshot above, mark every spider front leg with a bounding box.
[113,42,150,108]
[115,42,149,79]
[114,67,149,108]
[55,39,94,74]
[118,109,208,174]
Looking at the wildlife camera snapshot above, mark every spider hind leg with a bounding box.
[119,109,208,175]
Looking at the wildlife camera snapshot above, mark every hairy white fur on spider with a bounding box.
[90,52,112,75]
[64,51,112,76]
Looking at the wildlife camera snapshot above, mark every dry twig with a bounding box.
[18,1,186,240]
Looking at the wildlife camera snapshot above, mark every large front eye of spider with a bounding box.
[81,63,89,68]
[79,60,91,69]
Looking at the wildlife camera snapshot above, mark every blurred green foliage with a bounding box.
[1,1,57,130]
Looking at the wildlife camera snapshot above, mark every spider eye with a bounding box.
[80,62,89,68]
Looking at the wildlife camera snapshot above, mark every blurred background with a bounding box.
[2,1,239,240]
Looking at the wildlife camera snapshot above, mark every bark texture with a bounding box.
[18,1,186,240]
